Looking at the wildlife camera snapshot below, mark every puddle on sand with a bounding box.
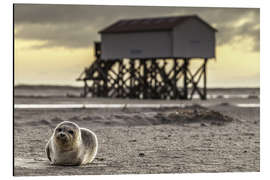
[234,104,260,108]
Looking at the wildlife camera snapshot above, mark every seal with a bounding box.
[45,121,98,165]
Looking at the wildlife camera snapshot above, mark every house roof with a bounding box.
[99,15,217,34]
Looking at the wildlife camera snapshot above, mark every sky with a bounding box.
[14,4,260,87]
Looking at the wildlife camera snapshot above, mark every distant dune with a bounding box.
[14,84,83,90]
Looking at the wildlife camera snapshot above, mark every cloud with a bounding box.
[208,9,260,51]
[14,4,260,51]
[16,23,99,49]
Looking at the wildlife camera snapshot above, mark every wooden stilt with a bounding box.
[78,57,208,100]
[183,58,189,99]
[82,80,88,97]
[203,58,208,100]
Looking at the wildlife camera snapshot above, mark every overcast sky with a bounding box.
[14,4,260,87]
[15,4,259,51]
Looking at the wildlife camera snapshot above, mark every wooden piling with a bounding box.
[78,57,209,100]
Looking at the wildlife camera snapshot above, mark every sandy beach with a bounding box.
[13,87,260,176]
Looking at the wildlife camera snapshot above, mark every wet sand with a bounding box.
[14,100,260,176]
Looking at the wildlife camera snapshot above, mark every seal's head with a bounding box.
[53,121,81,150]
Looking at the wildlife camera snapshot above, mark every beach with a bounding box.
[13,86,260,176]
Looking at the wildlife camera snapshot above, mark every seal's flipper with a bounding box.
[45,142,51,162]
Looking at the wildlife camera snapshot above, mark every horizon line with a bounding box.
[14,83,260,89]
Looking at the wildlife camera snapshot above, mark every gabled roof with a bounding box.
[99,15,217,34]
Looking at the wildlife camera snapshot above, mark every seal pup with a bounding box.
[45,121,98,165]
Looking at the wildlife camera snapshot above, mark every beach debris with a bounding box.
[128,139,137,142]
[219,102,231,106]
[96,158,105,161]
[139,153,145,157]
[200,123,207,127]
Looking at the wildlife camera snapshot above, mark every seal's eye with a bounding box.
[57,128,62,132]
[68,130,74,135]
